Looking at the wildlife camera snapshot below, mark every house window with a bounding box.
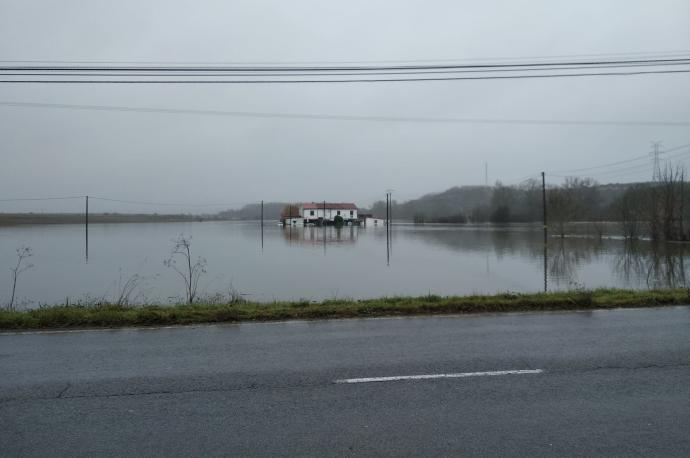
[337,210,341,215]
[310,210,314,216]
[350,210,354,216]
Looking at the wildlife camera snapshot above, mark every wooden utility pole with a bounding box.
[386,192,389,228]
[85,195,89,261]
[541,172,547,291]
[541,172,547,234]
[386,192,390,265]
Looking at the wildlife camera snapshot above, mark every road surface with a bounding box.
[2,307,690,456]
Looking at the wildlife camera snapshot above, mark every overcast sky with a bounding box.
[1,0,689,213]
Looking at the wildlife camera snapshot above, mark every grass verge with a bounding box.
[1,288,689,330]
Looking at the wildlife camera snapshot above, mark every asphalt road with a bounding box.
[2,307,690,457]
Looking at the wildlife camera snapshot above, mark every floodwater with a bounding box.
[1,221,689,308]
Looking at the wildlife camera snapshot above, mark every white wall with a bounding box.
[364,217,385,227]
[302,207,357,220]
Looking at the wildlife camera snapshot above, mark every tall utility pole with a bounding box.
[541,172,547,234]
[385,192,389,227]
[485,162,488,187]
[385,192,390,265]
[85,195,89,261]
[260,200,264,250]
[651,141,663,181]
[541,173,547,292]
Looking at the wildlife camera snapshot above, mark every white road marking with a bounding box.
[335,369,543,384]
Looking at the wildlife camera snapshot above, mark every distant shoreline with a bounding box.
[0,213,232,226]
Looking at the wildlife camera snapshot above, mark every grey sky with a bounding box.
[1,0,689,213]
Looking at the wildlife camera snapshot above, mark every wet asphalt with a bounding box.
[1,307,689,457]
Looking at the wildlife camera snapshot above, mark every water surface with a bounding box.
[1,221,688,308]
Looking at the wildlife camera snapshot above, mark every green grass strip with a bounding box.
[2,288,689,330]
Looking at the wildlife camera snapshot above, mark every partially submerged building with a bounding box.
[281,202,359,225]
[301,202,358,224]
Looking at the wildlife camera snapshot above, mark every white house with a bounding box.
[364,217,386,227]
[301,202,358,224]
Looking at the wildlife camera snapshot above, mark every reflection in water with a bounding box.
[614,241,689,289]
[548,239,598,289]
[281,225,358,245]
[396,224,690,291]
[8,222,690,306]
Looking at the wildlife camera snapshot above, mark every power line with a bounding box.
[3,101,689,127]
[7,61,690,78]
[4,61,690,78]
[0,195,84,202]
[2,49,690,65]
[2,56,689,84]
[549,142,690,174]
[2,68,690,84]
[3,57,689,72]
[512,142,690,184]
[550,153,650,174]
[549,144,690,179]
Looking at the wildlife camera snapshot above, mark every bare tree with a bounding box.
[547,177,598,238]
[657,164,686,241]
[630,163,688,241]
[547,187,578,238]
[164,235,207,305]
[280,204,301,219]
[8,245,33,311]
[617,185,646,239]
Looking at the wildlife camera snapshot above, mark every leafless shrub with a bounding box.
[616,185,646,240]
[618,163,688,241]
[226,281,245,304]
[7,245,34,311]
[164,235,207,305]
[547,177,597,238]
[113,269,142,306]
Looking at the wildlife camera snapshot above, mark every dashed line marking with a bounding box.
[335,369,544,384]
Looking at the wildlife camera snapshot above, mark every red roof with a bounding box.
[302,202,357,210]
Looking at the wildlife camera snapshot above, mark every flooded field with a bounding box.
[1,221,688,308]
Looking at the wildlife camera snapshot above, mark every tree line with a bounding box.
[370,164,690,241]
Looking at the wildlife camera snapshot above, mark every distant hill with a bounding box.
[368,186,492,221]
[367,182,642,222]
